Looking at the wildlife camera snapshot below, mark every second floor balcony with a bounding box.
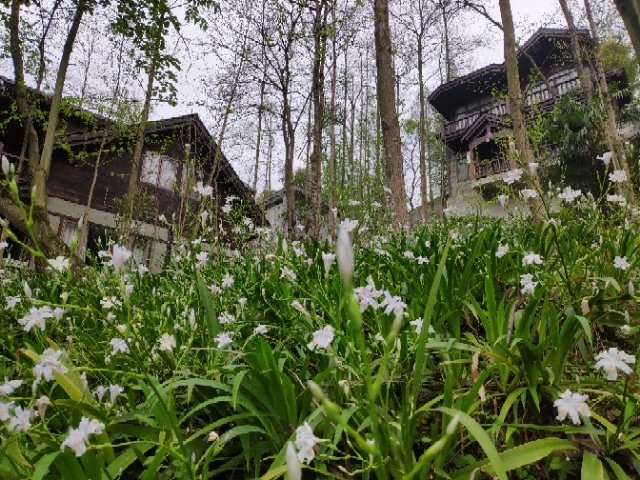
[443,70,583,141]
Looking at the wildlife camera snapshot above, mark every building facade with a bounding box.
[428,28,627,216]
[0,77,259,271]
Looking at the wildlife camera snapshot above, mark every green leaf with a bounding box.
[32,452,60,480]
[606,458,632,480]
[452,437,576,479]
[197,273,219,337]
[582,451,605,480]
[439,407,507,480]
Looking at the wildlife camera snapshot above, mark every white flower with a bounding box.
[214,332,233,348]
[307,325,335,351]
[594,348,636,381]
[23,281,32,299]
[37,395,50,419]
[18,306,55,332]
[218,312,236,324]
[108,245,132,272]
[609,169,628,183]
[295,422,321,464]
[109,384,124,403]
[522,252,543,266]
[321,252,335,274]
[0,401,13,421]
[614,256,630,271]
[336,224,354,283]
[195,251,208,267]
[381,291,406,318]
[597,151,613,166]
[496,244,509,258]
[554,389,591,425]
[372,201,382,208]
[221,203,232,214]
[1,155,11,176]
[138,264,149,275]
[208,431,219,442]
[48,256,70,273]
[520,273,537,295]
[193,181,213,197]
[0,378,23,396]
[340,218,358,233]
[158,333,176,352]
[607,194,627,206]
[209,284,222,295]
[253,324,268,335]
[502,168,523,185]
[416,256,429,265]
[33,349,67,383]
[100,296,121,310]
[60,417,105,457]
[94,385,107,402]
[5,296,20,310]
[403,250,415,259]
[286,441,302,480]
[558,186,582,203]
[338,379,350,396]
[291,300,307,314]
[410,318,423,335]
[221,273,234,288]
[7,406,34,432]
[280,266,297,281]
[353,277,382,312]
[109,338,129,356]
[520,188,538,199]
[498,194,509,208]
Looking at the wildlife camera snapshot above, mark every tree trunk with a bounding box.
[327,2,337,237]
[417,36,428,221]
[126,53,158,232]
[309,0,328,239]
[283,91,296,236]
[498,0,544,220]
[585,0,635,202]
[253,76,266,192]
[558,0,593,102]
[2,0,83,261]
[373,0,407,225]
[613,0,640,66]
[37,1,86,208]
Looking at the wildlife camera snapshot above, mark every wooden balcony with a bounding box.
[470,157,512,181]
[443,73,582,141]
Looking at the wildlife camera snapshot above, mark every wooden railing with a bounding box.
[443,72,582,139]
[473,157,511,180]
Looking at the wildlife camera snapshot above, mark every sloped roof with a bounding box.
[428,28,592,119]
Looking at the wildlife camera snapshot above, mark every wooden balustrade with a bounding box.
[443,73,582,139]
[473,157,511,180]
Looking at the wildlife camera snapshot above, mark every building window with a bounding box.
[86,223,113,260]
[59,218,79,247]
[141,151,177,190]
[132,237,151,266]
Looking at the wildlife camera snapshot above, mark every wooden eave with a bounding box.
[428,28,592,119]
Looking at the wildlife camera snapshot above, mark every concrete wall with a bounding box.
[47,196,169,272]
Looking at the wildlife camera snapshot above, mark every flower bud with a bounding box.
[286,442,301,480]
[336,226,353,283]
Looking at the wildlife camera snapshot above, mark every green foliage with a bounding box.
[0,173,639,478]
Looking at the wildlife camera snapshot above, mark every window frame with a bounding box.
[140,151,178,191]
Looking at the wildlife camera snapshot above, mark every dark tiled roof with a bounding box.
[428,28,592,118]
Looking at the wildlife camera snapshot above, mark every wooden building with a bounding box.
[0,76,259,270]
[428,28,627,216]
